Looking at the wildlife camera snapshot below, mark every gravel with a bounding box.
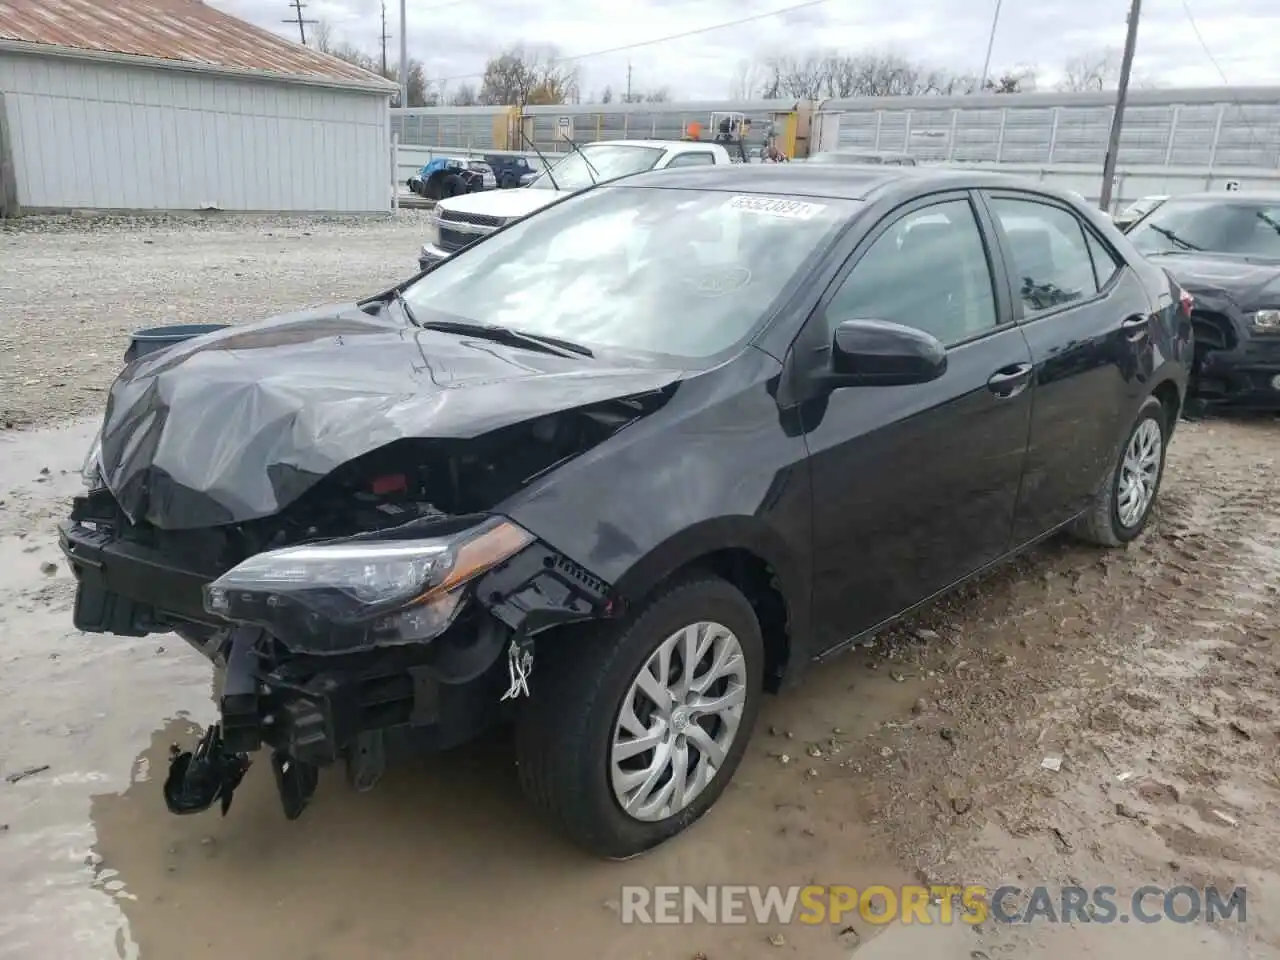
[0,211,434,430]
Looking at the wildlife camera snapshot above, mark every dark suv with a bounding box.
[484,153,538,189]
[61,165,1190,860]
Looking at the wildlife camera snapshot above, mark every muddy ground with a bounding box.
[1,217,1278,960]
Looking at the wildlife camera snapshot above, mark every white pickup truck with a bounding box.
[418,139,734,270]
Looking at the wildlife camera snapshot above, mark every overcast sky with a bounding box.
[218,0,1279,100]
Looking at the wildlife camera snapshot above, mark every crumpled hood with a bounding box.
[437,187,565,221]
[1150,253,1280,309]
[99,303,681,530]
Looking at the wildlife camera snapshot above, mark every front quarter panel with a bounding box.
[499,348,814,657]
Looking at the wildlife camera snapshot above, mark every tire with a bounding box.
[501,173,517,189]
[1070,395,1169,547]
[442,173,467,198]
[516,574,764,859]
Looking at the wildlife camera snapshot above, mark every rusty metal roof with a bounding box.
[0,0,395,89]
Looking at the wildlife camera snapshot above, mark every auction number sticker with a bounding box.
[726,195,827,220]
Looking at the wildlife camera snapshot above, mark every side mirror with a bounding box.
[827,318,947,387]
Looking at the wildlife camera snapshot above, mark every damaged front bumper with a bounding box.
[1191,307,1280,409]
[58,494,613,821]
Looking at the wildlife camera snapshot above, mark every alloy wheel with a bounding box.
[1117,417,1163,528]
[610,621,748,822]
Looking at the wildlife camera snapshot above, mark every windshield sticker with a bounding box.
[725,196,827,220]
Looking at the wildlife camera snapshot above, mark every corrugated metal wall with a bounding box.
[391,105,507,150]
[0,51,391,212]
[391,100,795,154]
[827,89,1280,169]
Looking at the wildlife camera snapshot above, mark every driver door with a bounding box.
[798,192,1035,651]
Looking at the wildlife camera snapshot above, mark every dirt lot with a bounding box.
[1,217,1278,960]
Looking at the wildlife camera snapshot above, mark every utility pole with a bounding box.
[626,62,632,103]
[977,0,1003,93]
[379,2,391,76]
[399,0,409,108]
[282,0,317,45]
[1099,0,1142,213]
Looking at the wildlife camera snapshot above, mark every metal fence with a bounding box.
[830,98,1280,169]
[392,139,1280,213]
[391,88,1280,170]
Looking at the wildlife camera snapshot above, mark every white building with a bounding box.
[0,0,396,214]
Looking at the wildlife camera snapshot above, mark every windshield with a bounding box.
[1129,198,1280,260]
[528,145,665,191]
[402,186,857,361]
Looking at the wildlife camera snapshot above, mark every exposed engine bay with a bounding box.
[62,398,654,825]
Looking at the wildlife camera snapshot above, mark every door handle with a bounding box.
[987,362,1033,398]
[1121,314,1150,341]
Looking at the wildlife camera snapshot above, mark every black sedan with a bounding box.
[1126,192,1280,408]
[62,164,1191,859]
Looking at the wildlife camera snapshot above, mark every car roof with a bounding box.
[616,163,1078,203]
[572,139,726,153]
[1157,191,1280,202]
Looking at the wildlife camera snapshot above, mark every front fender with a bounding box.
[500,349,816,668]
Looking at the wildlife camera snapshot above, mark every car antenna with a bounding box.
[518,128,562,192]
[560,132,601,184]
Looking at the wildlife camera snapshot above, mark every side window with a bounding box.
[665,152,715,168]
[988,197,1100,316]
[826,198,999,347]
[1085,230,1122,289]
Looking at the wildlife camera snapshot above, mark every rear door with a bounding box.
[798,191,1035,650]
[978,190,1158,544]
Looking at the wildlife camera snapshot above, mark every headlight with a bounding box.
[1247,309,1280,335]
[203,517,534,653]
[422,209,440,248]
[81,428,104,489]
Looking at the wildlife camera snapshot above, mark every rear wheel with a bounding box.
[516,574,763,859]
[1071,395,1169,547]
[442,173,467,197]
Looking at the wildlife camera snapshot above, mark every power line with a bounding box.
[282,0,317,45]
[431,0,830,85]
[1177,0,1273,162]
[1178,0,1229,84]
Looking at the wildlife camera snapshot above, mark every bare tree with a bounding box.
[621,87,671,103]
[757,51,979,99]
[449,83,479,107]
[985,64,1038,93]
[1057,47,1122,91]
[729,59,766,100]
[310,18,334,54]
[599,85,614,104]
[479,44,578,106]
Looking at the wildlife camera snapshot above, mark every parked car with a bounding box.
[1113,194,1170,231]
[484,153,539,189]
[417,139,734,270]
[62,164,1190,859]
[805,149,918,166]
[1126,192,1280,408]
[407,157,496,200]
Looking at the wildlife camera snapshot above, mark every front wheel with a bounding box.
[1071,394,1169,547]
[516,574,764,859]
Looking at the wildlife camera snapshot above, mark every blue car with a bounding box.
[407,157,496,200]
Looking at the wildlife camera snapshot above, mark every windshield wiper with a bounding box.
[518,128,561,191]
[1146,223,1201,252]
[1256,210,1280,237]
[561,133,602,184]
[418,319,593,358]
[392,287,420,325]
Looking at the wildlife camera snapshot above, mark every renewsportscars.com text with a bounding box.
[618,884,1247,926]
